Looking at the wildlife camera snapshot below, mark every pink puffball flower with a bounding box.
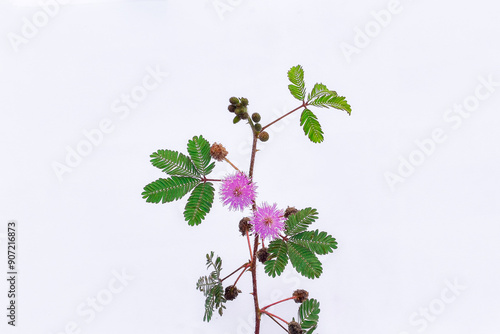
[219,172,257,211]
[251,203,285,241]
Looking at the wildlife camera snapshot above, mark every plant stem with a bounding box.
[261,310,289,325]
[246,229,253,260]
[224,157,240,172]
[261,296,296,311]
[233,264,248,286]
[261,102,307,131]
[202,178,222,182]
[221,263,249,282]
[248,128,261,334]
[267,312,289,332]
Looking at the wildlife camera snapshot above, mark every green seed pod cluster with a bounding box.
[228,96,250,121]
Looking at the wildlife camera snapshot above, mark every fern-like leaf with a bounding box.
[196,252,226,322]
[150,149,200,178]
[288,65,306,101]
[264,239,289,277]
[308,93,351,115]
[300,109,324,143]
[307,83,332,102]
[298,298,320,332]
[142,177,199,203]
[290,230,338,255]
[184,182,215,226]
[187,135,215,176]
[287,242,323,279]
[285,208,319,236]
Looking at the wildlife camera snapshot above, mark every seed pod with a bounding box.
[258,131,269,142]
[210,143,228,161]
[224,285,241,301]
[288,321,303,334]
[284,206,299,219]
[292,289,309,303]
[257,247,269,263]
[239,217,251,236]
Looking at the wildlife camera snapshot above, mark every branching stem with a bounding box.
[261,102,307,131]
[221,262,250,282]
[261,296,296,311]
[261,310,289,325]
[224,157,240,172]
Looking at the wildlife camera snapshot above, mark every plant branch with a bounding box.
[224,157,240,172]
[261,296,296,311]
[261,310,289,325]
[261,102,307,131]
[221,262,249,282]
[246,229,253,260]
[267,313,289,332]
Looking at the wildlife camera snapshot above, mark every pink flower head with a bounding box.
[251,203,285,240]
[219,172,257,211]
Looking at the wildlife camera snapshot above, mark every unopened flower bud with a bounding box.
[228,105,236,113]
[233,116,241,124]
[284,206,299,219]
[239,217,251,236]
[240,97,249,106]
[257,247,269,263]
[251,113,261,122]
[224,285,241,301]
[292,289,309,303]
[258,131,269,142]
[235,107,245,115]
[254,123,262,132]
[240,112,249,120]
[229,97,239,105]
[210,143,228,161]
[288,321,303,334]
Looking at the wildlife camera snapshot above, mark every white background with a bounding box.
[1,0,499,333]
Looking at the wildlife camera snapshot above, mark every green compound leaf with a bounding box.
[142,176,199,203]
[308,92,351,115]
[150,149,201,178]
[184,182,215,226]
[290,230,338,255]
[298,298,320,332]
[307,83,331,102]
[287,242,323,279]
[300,109,324,143]
[187,135,215,176]
[264,239,289,278]
[288,65,306,101]
[196,252,226,322]
[285,208,319,236]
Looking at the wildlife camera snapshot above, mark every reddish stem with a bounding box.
[261,296,296,311]
[246,229,253,260]
[261,310,289,325]
[234,264,249,286]
[261,102,307,131]
[221,263,249,282]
